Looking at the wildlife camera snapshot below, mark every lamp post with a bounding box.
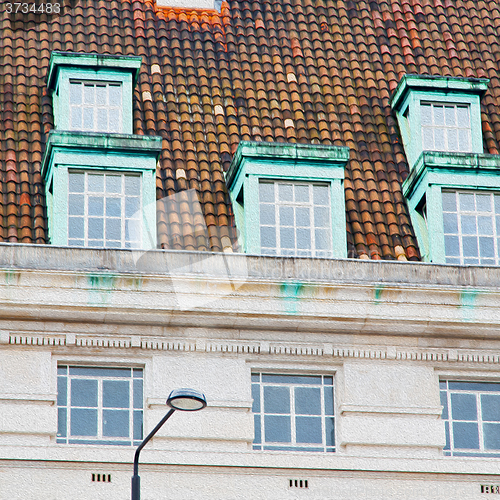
[131,388,207,500]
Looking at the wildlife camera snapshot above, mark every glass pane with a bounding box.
[103,409,129,437]
[443,213,458,234]
[106,198,121,218]
[95,85,106,106]
[261,227,276,248]
[462,236,478,257]
[68,217,84,239]
[478,217,492,234]
[96,108,108,132]
[444,106,456,126]
[457,106,469,124]
[296,207,310,227]
[70,82,82,104]
[88,218,104,240]
[71,107,82,129]
[69,195,84,216]
[420,104,432,125]
[459,193,475,211]
[422,128,434,149]
[109,85,122,107]
[106,219,121,241]
[295,185,309,202]
[477,194,491,212]
[482,395,500,422]
[280,227,295,249]
[264,415,291,443]
[84,84,95,104]
[125,176,141,195]
[71,408,98,436]
[434,105,444,125]
[314,207,329,227]
[484,423,500,450]
[434,128,445,150]
[325,417,335,446]
[88,196,104,216]
[88,174,104,193]
[444,235,460,257]
[252,384,260,413]
[133,379,143,409]
[295,387,321,415]
[458,129,470,151]
[453,421,479,449]
[442,192,457,212]
[313,185,329,205]
[296,228,311,250]
[259,183,274,203]
[315,229,330,251]
[440,391,448,419]
[103,380,129,408]
[451,393,477,420]
[83,107,94,130]
[71,379,98,407]
[262,374,322,385]
[479,237,495,258]
[106,175,121,194]
[324,376,333,385]
[57,377,67,406]
[69,366,131,377]
[324,387,334,416]
[251,374,260,383]
[109,113,120,133]
[254,414,261,443]
[447,128,458,151]
[134,410,143,440]
[279,207,294,226]
[57,407,67,437]
[449,381,500,392]
[264,386,290,414]
[125,197,140,218]
[69,173,85,193]
[278,184,293,202]
[444,421,450,450]
[296,416,322,444]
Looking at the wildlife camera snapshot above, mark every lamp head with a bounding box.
[167,388,207,411]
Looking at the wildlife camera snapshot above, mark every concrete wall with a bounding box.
[1,244,500,499]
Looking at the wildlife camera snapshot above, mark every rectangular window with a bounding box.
[68,171,142,248]
[69,81,122,133]
[442,190,500,265]
[440,380,500,457]
[259,181,332,258]
[251,373,335,452]
[421,103,471,152]
[57,366,143,446]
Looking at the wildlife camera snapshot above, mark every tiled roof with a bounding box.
[2,0,500,259]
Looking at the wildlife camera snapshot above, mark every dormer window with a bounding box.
[43,52,162,250]
[69,81,122,133]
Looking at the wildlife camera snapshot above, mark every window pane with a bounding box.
[134,410,143,440]
[70,82,82,104]
[83,107,94,130]
[313,185,329,205]
[444,106,456,126]
[444,234,460,257]
[88,218,104,240]
[259,183,274,203]
[264,415,291,442]
[68,217,84,239]
[443,212,458,234]
[451,393,477,420]
[106,198,122,218]
[88,174,104,193]
[421,104,432,125]
[69,173,85,193]
[103,380,129,408]
[125,176,140,195]
[106,219,121,241]
[126,197,140,218]
[70,366,131,377]
[58,408,67,438]
[314,207,329,227]
[252,384,260,413]
[453,421,479,449]
[88,196,104,216]
[478,216,492,234]
[103,409,129,437]
[57,377,67,406]
[84,84,95,104]
[325,417,335,446]
[440,391,448,419]
[280,227,295,249]
[422,128,434,149]
[69,195,84,216]
[442,192,457,212]
[484,423,500,450]
[462,236,478,257]
[71,379,98,407]
[71,408,98,436]
[71,107,82,129]
[109,85,122,107]
[481,395,500,422]
[264,386,290,414]
[296,228,311,250]
[434,105,444,125]
[106,175,122,194]
[279,206,294,226]
[262,374,323,385]
[254,414,261,444]
[295,387,321,415]
[95,85,106,106]
[278,184,293,202]
[296,207,310,227]
[459,193,475,211]
[324,387,334,416]
[96,108,108,132]
[295,184,309,202]
[479,237,495,258]
[296,416,322,444]
[133,379,143,409]
[477,194,491,212]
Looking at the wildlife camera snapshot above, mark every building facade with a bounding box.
[2,0,500,499]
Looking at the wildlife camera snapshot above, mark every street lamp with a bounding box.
[131,388,207,500]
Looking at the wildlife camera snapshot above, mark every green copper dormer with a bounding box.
[391,74,489,170]
[226,141,350,258]
[47,51,142,134]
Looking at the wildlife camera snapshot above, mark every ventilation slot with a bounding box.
[92,473,111,483]
[289,479,308,488]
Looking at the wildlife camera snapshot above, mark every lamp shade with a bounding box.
[167,388,207,411]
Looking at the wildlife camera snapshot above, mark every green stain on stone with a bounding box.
[374,285,385,305]
[460,290,478,322]
[87,273,117,305]
[280,281,305,315]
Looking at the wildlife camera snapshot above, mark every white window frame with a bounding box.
[251,372,335,452]
[258,180,333,258]
[442,190,500,265]
[440,378,500,457]
[67,170,142,249]
[57,365,143,446]
[69,80,123,133]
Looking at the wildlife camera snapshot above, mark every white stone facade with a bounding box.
[1,244,500,499]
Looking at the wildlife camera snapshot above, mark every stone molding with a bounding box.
[6,332,500,365]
